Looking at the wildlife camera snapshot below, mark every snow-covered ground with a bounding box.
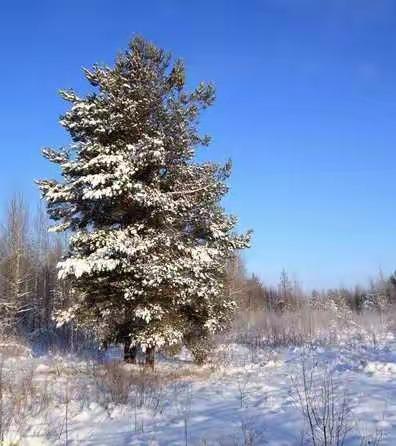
[2,332,396,445]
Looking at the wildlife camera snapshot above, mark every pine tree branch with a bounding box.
[168,184,211,196]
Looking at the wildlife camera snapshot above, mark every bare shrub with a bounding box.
[238,420,264,446]
[0,356,7,443]
[236,368,253,409]
[228,302,396,352]
[359,428,384,446]
[201,419,264,446]
[0,353,43,442]
[90,360,167,415]
[92,361,134,405]
[0,337,31,358]
[172,381,193,446]
[290,357,352,446]
[351,310,393,350]
[230,308,336,350]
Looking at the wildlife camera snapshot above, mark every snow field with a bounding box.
[1,331,396,445]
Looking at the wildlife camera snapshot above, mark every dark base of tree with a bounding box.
[145,346,155,369]
[124,343,137,363]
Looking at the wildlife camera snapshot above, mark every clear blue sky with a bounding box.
[1,0,396,289]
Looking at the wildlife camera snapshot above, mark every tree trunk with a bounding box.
[124,343,137,364]
[145,346,155,369]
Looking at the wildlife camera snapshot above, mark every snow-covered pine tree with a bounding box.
[37,37,250,366]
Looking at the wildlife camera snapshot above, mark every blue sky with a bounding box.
[1,0,396,289]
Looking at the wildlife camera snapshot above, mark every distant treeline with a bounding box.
[0,194,394,349]
[227,253,396,315]
[0,195,75,349]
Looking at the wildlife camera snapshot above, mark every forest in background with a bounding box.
[1,193,395,355]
